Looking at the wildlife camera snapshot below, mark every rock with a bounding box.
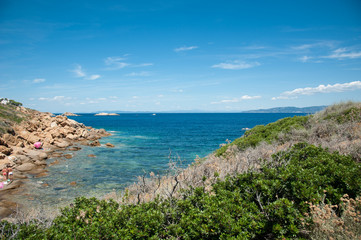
[16,163,37,172]
[38,152,48,160]
[62,112,79,116]
[49,159,60,166]
[66,134,78,141]
[35,172,49,178]
[87,154,96,158]
[70,181,77,186]
[50,122,58,128]
[105,143,115,148]
[89,140,101,147]
[34,160,47,166]
[50,152,63,158]
[55,141,70,148]
[0,145,13,155]
[64,154,73,159]
[68,146,81,151]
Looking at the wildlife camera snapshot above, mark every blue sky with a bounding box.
[1,0,361,113]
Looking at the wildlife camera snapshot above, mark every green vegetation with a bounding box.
[0,103,26,134]
[216,115,309,156]
[2,143,360,239]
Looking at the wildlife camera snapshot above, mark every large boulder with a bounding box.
[16,163,37,172]
[55,140,71,148]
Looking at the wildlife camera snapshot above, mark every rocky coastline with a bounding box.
[0,107,110,219]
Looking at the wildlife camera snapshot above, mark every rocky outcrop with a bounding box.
[0,108,111,218]
[0,111,110,171]
[62,112,79,116]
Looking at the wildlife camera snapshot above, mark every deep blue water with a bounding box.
[15,113,306,208]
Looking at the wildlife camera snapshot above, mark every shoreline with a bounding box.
[0,108,111,219]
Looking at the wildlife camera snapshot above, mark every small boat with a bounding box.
[242,127,251,131]
[152,113,156,116]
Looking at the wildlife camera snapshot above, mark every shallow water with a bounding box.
[12,113,306,209]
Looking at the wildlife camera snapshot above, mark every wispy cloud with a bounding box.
[33,78,45,83]
[174,46,198,52]
[272,81,361,100]
[105,56,153,70]
[105,57,130,69]
[71,64,86,77]
[38,96,72,101]
[211,95,261,104]
[323,48,361,59]
[71,64,101,80]
[125,71,151,77]
[86,74,101,80]
[212,61,260,70]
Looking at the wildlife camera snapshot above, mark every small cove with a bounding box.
[11,113,306,210]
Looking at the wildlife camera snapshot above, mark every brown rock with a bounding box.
[35,172,49,178]
[105,143,115,148]
[16,163,37,172]
[88,140,101,147]
[0,146,13,155]
[68,146,81,151]
[49,159,60,166]
[87,154,96,158]
[64,154,73,159]
[50,152,63,158]
[55,141,70,148]
[70,181,77,186]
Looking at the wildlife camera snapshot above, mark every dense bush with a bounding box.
[216,115,309,156]
[2,143,360,239]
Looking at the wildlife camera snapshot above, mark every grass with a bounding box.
[0,104,27,134]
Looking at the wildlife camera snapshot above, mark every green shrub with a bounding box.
[216,115,309,156]
[5,143,360,239]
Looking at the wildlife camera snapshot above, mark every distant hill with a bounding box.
[242,106,327,114]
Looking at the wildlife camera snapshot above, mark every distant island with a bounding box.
[62,112,79,116]
[241,106,327,114]
[94,113,120,116]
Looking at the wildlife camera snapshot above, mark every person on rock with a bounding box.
[7,165,13,182]
[2,167,8,181]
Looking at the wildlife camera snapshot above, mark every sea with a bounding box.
[12,113,306,210]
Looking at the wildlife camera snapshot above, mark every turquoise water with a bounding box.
[15,113,306,208]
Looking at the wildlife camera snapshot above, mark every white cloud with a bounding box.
[105,57,152,69]
[158,94,164,98]
[324,48,361,59]
[72,64,86,77]
[212,61,260,70]
[38,96,71,101]
[71,64,100,80]
[299,56,312,63]
[174,46,198,52]
[86,74,101,80]
[211,95,261,104]
[272,81,361,100]
[125,71,151,77]
[105,56,130,69]
[33,78,45,83]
